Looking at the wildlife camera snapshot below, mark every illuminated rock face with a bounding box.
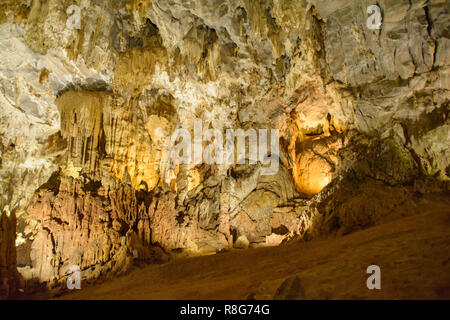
[0,207,22,298]
[56,89,176,192]
[0,0,448,296]
[293,136,344,196]
[26,176,169,285]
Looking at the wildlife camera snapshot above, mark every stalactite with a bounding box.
[0,0,447,299]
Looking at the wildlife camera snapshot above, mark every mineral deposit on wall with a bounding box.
[0,0,448,297]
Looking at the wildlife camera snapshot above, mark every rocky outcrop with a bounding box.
[0,207,22,298]
[0,0,448,297]
[25,175,168,288]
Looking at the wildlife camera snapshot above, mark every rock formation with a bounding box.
[0,206,22,298]
[0,0,448,298]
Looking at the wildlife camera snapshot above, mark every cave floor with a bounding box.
[41,195,450,300]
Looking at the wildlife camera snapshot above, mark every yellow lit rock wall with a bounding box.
[56,89,177,192]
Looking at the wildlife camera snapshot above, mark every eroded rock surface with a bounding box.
[0,0,448,297]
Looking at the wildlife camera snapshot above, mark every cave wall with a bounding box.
[0,0,448,295]
[0,207,22,298]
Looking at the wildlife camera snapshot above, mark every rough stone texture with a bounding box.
[0,207,22,298]
[0,0,448,297]
[25,175,168,288]
[52,194,450,300]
